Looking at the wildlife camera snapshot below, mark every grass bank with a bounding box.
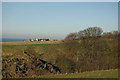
[36,69,118,78]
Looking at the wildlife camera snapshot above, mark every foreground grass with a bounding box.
[2,70,118,80]
[36,69,118,78]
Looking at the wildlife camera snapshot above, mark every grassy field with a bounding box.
[35,69,118,78]
[2,39,119,79]
[1,40,62,45]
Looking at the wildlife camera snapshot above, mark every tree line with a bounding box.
[65,27,119,40]
[59,27,119,73]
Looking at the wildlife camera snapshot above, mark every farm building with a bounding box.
[24,38,49,42]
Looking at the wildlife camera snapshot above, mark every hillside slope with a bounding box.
[2,38,118,78]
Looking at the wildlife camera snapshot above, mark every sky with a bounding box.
[1,0,120,2]
[2,2,118,40]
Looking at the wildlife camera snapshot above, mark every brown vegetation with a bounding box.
[2,27,119,78]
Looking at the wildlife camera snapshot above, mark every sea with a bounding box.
[0,38,24,42]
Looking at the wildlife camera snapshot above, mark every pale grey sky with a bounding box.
[1,0,120,2]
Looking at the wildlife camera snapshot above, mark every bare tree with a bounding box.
[64,27,103,40]
[64,32,77,40]
[77,31,86,39]
[83,27,103,38]
[78,27,103,39]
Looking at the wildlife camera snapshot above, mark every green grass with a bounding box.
[36,69,118,78]
[2,70,118,80]
[2,44,50,47]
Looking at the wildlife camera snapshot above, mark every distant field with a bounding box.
[36,69,118,78]
[1,40,62,45]
[2,43,50,47]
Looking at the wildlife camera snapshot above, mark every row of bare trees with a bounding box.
[65,27,120,40]
[65,27,103,40]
